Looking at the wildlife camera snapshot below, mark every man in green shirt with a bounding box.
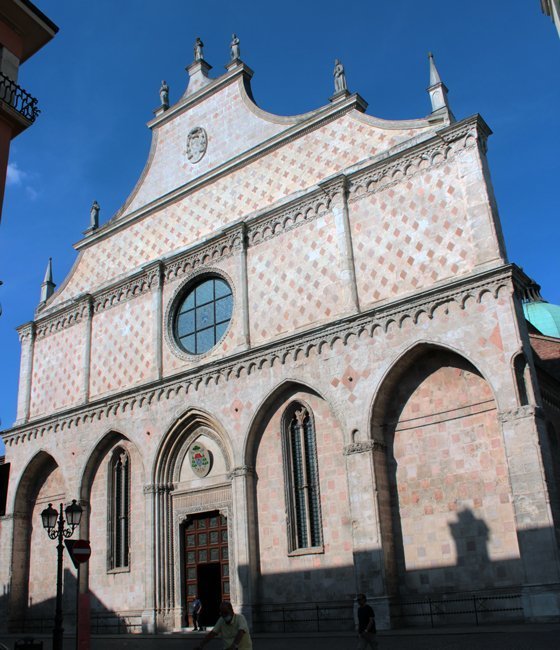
[195,601,252,650]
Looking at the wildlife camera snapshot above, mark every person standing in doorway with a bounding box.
[195,601,252,650]
[191,595,202,631]
[356,593,377,649]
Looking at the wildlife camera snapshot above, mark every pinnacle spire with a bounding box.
[426,52,455,124]
[40,257,55,304]
[428,52,442,86]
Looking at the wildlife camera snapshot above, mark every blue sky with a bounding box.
[0,0,558,451]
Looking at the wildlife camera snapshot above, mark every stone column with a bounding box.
[142,485,157,633]
[15,322,35,424]
[344,440,391,629]
[153,483,174,630]
[498,406,560,619]
[238,224,251,350]
[145,262,164,380]
[228,466,257,626]
[319,176,360,314]
[80,295,93,403]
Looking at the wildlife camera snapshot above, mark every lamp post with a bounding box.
[41,500,83,650]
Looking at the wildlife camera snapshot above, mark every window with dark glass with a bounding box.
[174,277,233,355]
[283,403,323,551]
[109,447,130,569]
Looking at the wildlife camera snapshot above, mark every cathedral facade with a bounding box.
[1,43,560,635]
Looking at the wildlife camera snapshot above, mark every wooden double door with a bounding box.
[184,511,229,627]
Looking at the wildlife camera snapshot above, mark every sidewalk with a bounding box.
[2,624,559,650]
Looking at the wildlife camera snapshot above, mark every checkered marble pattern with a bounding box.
[88,441,146,611]
[256,391,355,601]
[389,361,521,591]
[248,213,345,345]
[90,294,155,398]
[29,323,86,417]
[351,163,473,308]
[49,114,426,307]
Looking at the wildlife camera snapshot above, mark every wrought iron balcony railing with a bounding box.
[0,71,40,124]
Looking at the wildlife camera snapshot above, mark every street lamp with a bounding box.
[41,500,83,650]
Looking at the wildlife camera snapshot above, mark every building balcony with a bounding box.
[0,71,40,136]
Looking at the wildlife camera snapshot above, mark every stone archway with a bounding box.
[9,451,66,628]
[372,346,521,602]
[152,409,233,631]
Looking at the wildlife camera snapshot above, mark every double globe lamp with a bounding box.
[40,500,83,650]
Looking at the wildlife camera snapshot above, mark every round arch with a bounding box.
[367,341,519,601]
[367,341,499,443]
[10,450,66,627]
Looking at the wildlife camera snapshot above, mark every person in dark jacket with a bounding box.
[356,593,377,649]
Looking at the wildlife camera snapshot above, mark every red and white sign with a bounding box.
[65,539,91,566]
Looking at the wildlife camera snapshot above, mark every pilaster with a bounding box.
[343,440,391,629]
[80,295,93,403]
[228,465,256,626]
[498,405,560,618]
[319,175,360,315]
[452,120,508,268]
[238,224,251,350]
[15,322,35,425]
[144,261,164,380]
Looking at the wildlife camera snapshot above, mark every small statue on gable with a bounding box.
[194,37,204,62]
[333,59,347,94]
[230,34,240,61]
[159,80,169,109]
[90,200,100,230]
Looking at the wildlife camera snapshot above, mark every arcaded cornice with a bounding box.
[3,263,514,446]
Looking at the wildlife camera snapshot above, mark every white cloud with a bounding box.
[26,186,39,201]
[6,161,26,186]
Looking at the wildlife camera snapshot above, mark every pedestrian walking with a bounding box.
[191,595,202,631]
[356,593,377,649]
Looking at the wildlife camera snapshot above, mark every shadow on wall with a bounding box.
[1,567,142,635]
[1,510,559,637]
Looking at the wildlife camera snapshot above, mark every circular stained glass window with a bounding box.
[174,276,233,355]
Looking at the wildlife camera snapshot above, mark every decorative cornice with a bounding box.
[16,322,35,343]
[3,264,515,447]
[26,115,483,334]
[343,440,386,456]
[498,405,544,423]
[165,224,243,282]
[34,296,91,340]
[347,115,487,200]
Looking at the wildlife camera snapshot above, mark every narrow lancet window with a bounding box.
[283,403,322,551]
[109,447,130,569]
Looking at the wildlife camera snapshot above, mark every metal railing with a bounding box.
[11,611,143,635]
[0,72,40,123]
[393,591,523,627]
[90,611,143,634]
[252,601,354,633]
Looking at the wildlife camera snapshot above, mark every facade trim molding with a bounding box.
[3,264,514,447]
[32,116,486,331]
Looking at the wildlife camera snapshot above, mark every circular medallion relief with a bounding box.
[186,127,208,163]
[189,442,213,478]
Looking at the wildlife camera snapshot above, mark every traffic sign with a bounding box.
[65,539,91,567]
